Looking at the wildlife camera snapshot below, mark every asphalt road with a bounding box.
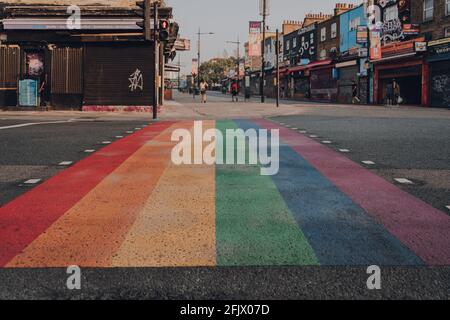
[268,114,450,213]
[0,120,150,206]
[0,102,449,300]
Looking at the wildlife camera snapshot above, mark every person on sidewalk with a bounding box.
[386,82,394,106]
[352,81,360,104]
[231,81,239,102]
[393,80,402,105]
[200,80,208,103]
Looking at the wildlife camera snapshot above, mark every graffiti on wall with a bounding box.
[128,69,144,92]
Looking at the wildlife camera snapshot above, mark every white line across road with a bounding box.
[0,119,79,130]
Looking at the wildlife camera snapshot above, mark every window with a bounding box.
[293,37,297,48]
[446,27,450,37]
[320,27,326,42]
[446,0,450,15]
[384,5,399,21]
[286,40,290,51]
[349,17,360,31]
[423,0,434,22]
[331,23,337,39]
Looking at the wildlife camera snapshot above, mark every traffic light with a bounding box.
[159,19,170,42]
[136,0,152,41]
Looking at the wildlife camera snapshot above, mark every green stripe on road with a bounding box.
[216,120,318,266]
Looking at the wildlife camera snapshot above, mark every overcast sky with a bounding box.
[166,0,362,74]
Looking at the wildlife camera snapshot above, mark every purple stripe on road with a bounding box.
[254,119,450,266]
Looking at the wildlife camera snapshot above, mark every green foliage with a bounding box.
[199,57,237,85]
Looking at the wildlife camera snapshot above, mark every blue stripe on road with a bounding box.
[235,119,424,266]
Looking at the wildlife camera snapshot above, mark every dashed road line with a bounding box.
[58,161,73,166]
[362,161,375,165]
[322,141,332,144]
[394,178,414,185]
[23,179,41,185]
[339,149,350,153]
[84,149,95,153]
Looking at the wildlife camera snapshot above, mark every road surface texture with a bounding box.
[0,92,449,299]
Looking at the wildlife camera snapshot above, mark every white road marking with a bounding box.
[362,161,375,165]
[23,179,41,185]
[126,131,134,134]
[135,128,142,130]
[322,141,332,144]
[84,149,95,153]
[339,149,350,153]
[299,130,307,134]
[446,206,450,211]
[394,178,414,185]
[59,161,73,166]
[0,119,77,130]
[292,127,298,130]
[102,141,112,145]
[309,135,318,138]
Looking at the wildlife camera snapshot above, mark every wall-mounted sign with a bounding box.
[414,41,427,52]
[403,24,420,36]
[356,26,368,44]
[174,38,191,51]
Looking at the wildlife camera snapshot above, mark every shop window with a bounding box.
[445,27,450,37]
[331,23,337,39]
[423,0,434,22]
[446,0,450,16]
[321,27,326,42]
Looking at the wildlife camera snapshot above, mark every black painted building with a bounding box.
[0,5,174,110]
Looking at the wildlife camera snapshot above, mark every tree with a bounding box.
[199,57,236,85]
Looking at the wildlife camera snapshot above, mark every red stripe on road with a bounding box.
[255,119,450,265]
[0,121,174,267]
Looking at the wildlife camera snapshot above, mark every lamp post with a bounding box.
[260,0,269,103]
[227,36,241,91]
[197,28,215,94]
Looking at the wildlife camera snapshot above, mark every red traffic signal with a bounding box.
[159,19,170,41]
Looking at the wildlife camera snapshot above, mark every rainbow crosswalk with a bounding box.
[0,119,449,268]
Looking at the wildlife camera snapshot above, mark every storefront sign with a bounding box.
[414,41,427,52]
[428,38,450,57]
[336,60,357,69]
[382,37,424,58]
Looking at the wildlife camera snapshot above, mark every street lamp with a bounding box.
[260,0,269,103]
[197,28,215,93]
[226,36,241,90]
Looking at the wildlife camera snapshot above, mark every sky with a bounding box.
[166,0,361,75]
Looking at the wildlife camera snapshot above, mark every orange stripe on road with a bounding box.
[112,120,216,267]
[7,121,192,268]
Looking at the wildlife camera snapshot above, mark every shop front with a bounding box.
[373,38,428,106]
[336,53,369,104]
[427,38,450,108]
[309,60,337,103]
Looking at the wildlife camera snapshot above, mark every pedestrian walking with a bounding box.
[393,80,402,105]
[200,80,208,103]
[231,81,239,102]
[386,82,394,106]
[352,81,360,104]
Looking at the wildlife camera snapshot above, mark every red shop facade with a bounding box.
[373,38,429,107]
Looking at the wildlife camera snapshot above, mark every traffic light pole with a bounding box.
[276,29,280,108]
[153,1,158,120]
[260,0,267,103]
